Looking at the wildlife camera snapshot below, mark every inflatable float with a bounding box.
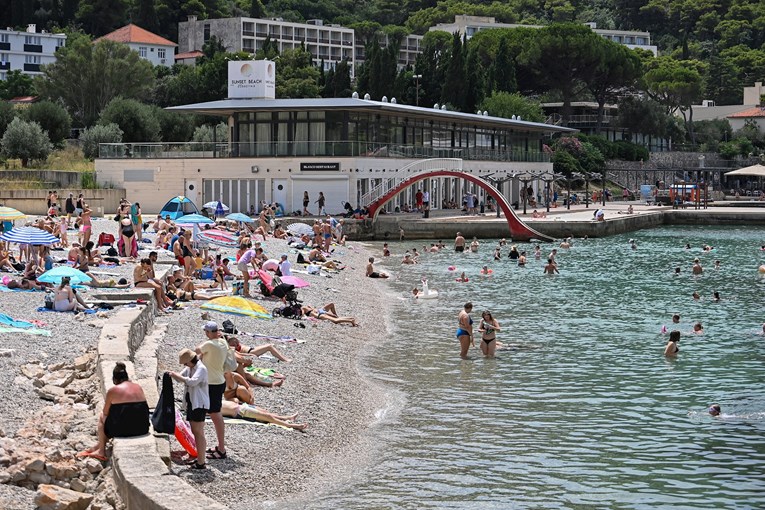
[174,408,197,458]
[416,279,439,299]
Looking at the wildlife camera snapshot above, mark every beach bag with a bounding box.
[224,348,238,372]
[296,253,306,264]
[44,292,54,310]
[151,373,175,434]
[271,283,295,299]
[307,264,321,275]
[222,319,238,335]
[232,281,244,296]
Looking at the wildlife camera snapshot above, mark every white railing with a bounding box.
[360,158,463,207]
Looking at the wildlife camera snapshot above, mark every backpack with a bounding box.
[222,319,238,334]
[97,232,115,246]
[272,302,302,319]
[296,252,306,264]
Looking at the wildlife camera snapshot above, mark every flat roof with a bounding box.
[167,98,576,134]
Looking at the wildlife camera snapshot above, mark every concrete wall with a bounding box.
[0,170,84,187]
[0,189,125,216]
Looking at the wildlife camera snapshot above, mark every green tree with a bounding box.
[23,100,72,147]
[490,37,516,93]
[0,102,17,140]
[640,0,721,59]
[1,118,53,167]
[587,41,642,134]
[76,0,130,37]
[480,92,544,122]
[80,123,124,159]
[693,118,733,151]
[643,57,704,145]
[463,46,485,113]
[153,107,196,142]
[616,95,671,140]
[98,98,161,143]
[0,70,35,100]
[520,23,604,125]
[132,0,160,34]
[441,32,466,109]
[250,0,266,18]
[275,46,321,99]
[36,38,155,127]
[192,123,228,150]
[413,30,451,107]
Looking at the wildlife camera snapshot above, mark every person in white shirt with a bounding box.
[169,349,209,469]
[278,254,292,276]
[422,190,430,209]
[196,322,228,460]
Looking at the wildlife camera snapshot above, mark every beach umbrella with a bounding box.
[204,201,229,212]
[37,266,92,285]
[0,207,26,221]
[0,226,59,245]
[280,275,310,288]
[176,213,215,226]
[201,296,272,319]
[724,164,765,177]
[225,213,255,223]
[287,222,313,236]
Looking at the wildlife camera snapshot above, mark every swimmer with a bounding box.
[499,238,507,246]
[470,237,479,253]
[693,322,704,334]
[713,291,721,302]
[714,260,721,270]
[692,259,703,275]
[631,240,637,250]
[533,245,541,260]
[493,246,501,261]
[544,258,559,275]
[518,251,527,267]
[674,267,681,276]
[692,291,700,300]
[708,404,721,417]
[429,243,439,253]
[401,253,416,265]
[456,302,474,359]
[559,239,571,249]
[382,243,390,257]
[685,243,691,250]
[478,310,500,358]
[664,330,680,356]
[480,265,492,275]
[456,271,469,282]
[412,287,420,298]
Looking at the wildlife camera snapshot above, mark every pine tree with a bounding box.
[463,46,484,113]
[441,32,465,108]
[491,37,516,93]
[250,0,265,18]
[134,0,160,34]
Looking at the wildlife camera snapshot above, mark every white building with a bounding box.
[95,24,176,67]
[0,24,65,81]
[178,16,355,75]
[430,15,658,56]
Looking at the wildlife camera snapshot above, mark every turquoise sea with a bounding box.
[314,226,765,509]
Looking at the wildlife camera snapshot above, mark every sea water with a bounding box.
[312,226,765,509]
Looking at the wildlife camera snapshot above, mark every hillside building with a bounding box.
[0,24,65,81]
[95,24,176,67]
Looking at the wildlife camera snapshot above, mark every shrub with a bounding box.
[578,134,615,159]
[23,101,72,147]
[98,97,161,143]
[192,123,228,150]
[153,107,196,142]
[612,140,648,161]
[718,141,738,159]
[0,101,16,139]
[80,123,123,159]
[0,118,52,167]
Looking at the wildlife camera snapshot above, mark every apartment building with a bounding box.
[178,16,355,75]
[95,24,177,67]
[0,24,65,81]
[355,33,422,70]
[430,15,658,55]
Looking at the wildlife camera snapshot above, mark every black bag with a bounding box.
[271,283,295,299]
[114,214,121,222]
[296,252,306,264]
[151,372,175,434]
[106,247,118,256]
[222,319,238,334]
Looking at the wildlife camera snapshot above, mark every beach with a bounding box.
[0,216,392,508]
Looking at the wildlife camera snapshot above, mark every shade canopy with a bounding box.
[286,222,313,236]
[0,207,26,221]
[176,213,215,225]
[0,226,59,245]
[225,213,255,223]
[37,266,92,285]
[725,164,765,177]
[204,201,229,211]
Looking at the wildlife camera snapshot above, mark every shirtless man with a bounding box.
[322,220,333,252]
[454,232,466,252]
[692,259,703,275]
[366,257,389,278]
[544,258,559,274]
[401,253,416,265]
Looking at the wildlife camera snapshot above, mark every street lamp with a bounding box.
[601,170,607,206]
[413,74,422,107]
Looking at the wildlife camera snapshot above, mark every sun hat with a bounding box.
[179,348,195,365]
[203,321,219,332]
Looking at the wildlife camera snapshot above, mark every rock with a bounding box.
[68,478,87,492]
[41,371,76,389]
[0,349,14,357]
[21,364,44,379]
[45,449,64,463]
[8,465,26,482]
[83,458,102,474]
[0,470,10,483]
[24,457,45,473]
[28,471,52,485]
[36,385,66,402]
[46,462,76,481]
[34,484,93,510]
[47,362,68,372]
[72,355,92,372]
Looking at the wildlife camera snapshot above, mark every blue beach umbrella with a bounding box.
[0,226,59,245]
[38,266,92,285]
[176,213,216,225]
[225,213,255,223]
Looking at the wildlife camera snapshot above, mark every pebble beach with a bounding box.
[0,215,392,508]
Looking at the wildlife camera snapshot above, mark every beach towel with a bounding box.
[35,307,101,314]
[0,285,38,293]
[0,313,34,328]
[206,415,292,429]
[247,333,303,344]
[0,326,52,337]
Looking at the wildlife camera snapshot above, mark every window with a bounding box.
[203,24,211,42]
[139,46,147,58]
[25,55,40,64]
[0,34,8,43]
[24,35,41,45]
[0,53,7,62]
[158,48,166,59]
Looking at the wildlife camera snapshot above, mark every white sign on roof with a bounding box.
[227,60,275,99]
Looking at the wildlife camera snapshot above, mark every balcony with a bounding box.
[243,30,255,37]
[23,44,42,53]
[98,141,551,163]
[0,42,9,51]
[23,63,40,72]
[0,62,10,70]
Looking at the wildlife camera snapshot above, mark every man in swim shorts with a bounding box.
[454,232,465,252]
[366,257,388,278]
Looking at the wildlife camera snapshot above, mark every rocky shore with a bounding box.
[0,216,392,508]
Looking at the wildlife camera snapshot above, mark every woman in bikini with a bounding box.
[301,303,358,326]
[478,310,501,358]
[664,330,680,357]
[80,206,93,247]
[457,302,474,359]
[53,276,86,312]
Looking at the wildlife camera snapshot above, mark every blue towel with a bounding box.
[0,313,34,328]
[35,307,100,314]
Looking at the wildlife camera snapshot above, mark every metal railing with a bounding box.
[360,158,464,207]
[98,141,550,163]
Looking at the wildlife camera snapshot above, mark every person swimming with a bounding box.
[708,404,721,417]
[664,330,680,356]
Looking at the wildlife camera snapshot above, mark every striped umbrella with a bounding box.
[0,207,26,221]
[0,226,59,245]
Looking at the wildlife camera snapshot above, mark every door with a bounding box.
[184,180,199,207]
[272,179,288,212]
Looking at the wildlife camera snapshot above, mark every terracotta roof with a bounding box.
[175,50,203,60]
[728,106,765,118]
[95,24,176,47]
[9,96,38,103]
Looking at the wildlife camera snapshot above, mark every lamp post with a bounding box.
[601,170,607,206]
[413,74,422,107]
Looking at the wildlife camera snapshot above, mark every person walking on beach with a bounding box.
[457,302,474,359]
[454,232,466,252]
[478,310,500,358]
[197,322,228,460]
[303,191,310,216]
[169,349,209,469]
[315,192,326,216]
[65,193,75,220]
